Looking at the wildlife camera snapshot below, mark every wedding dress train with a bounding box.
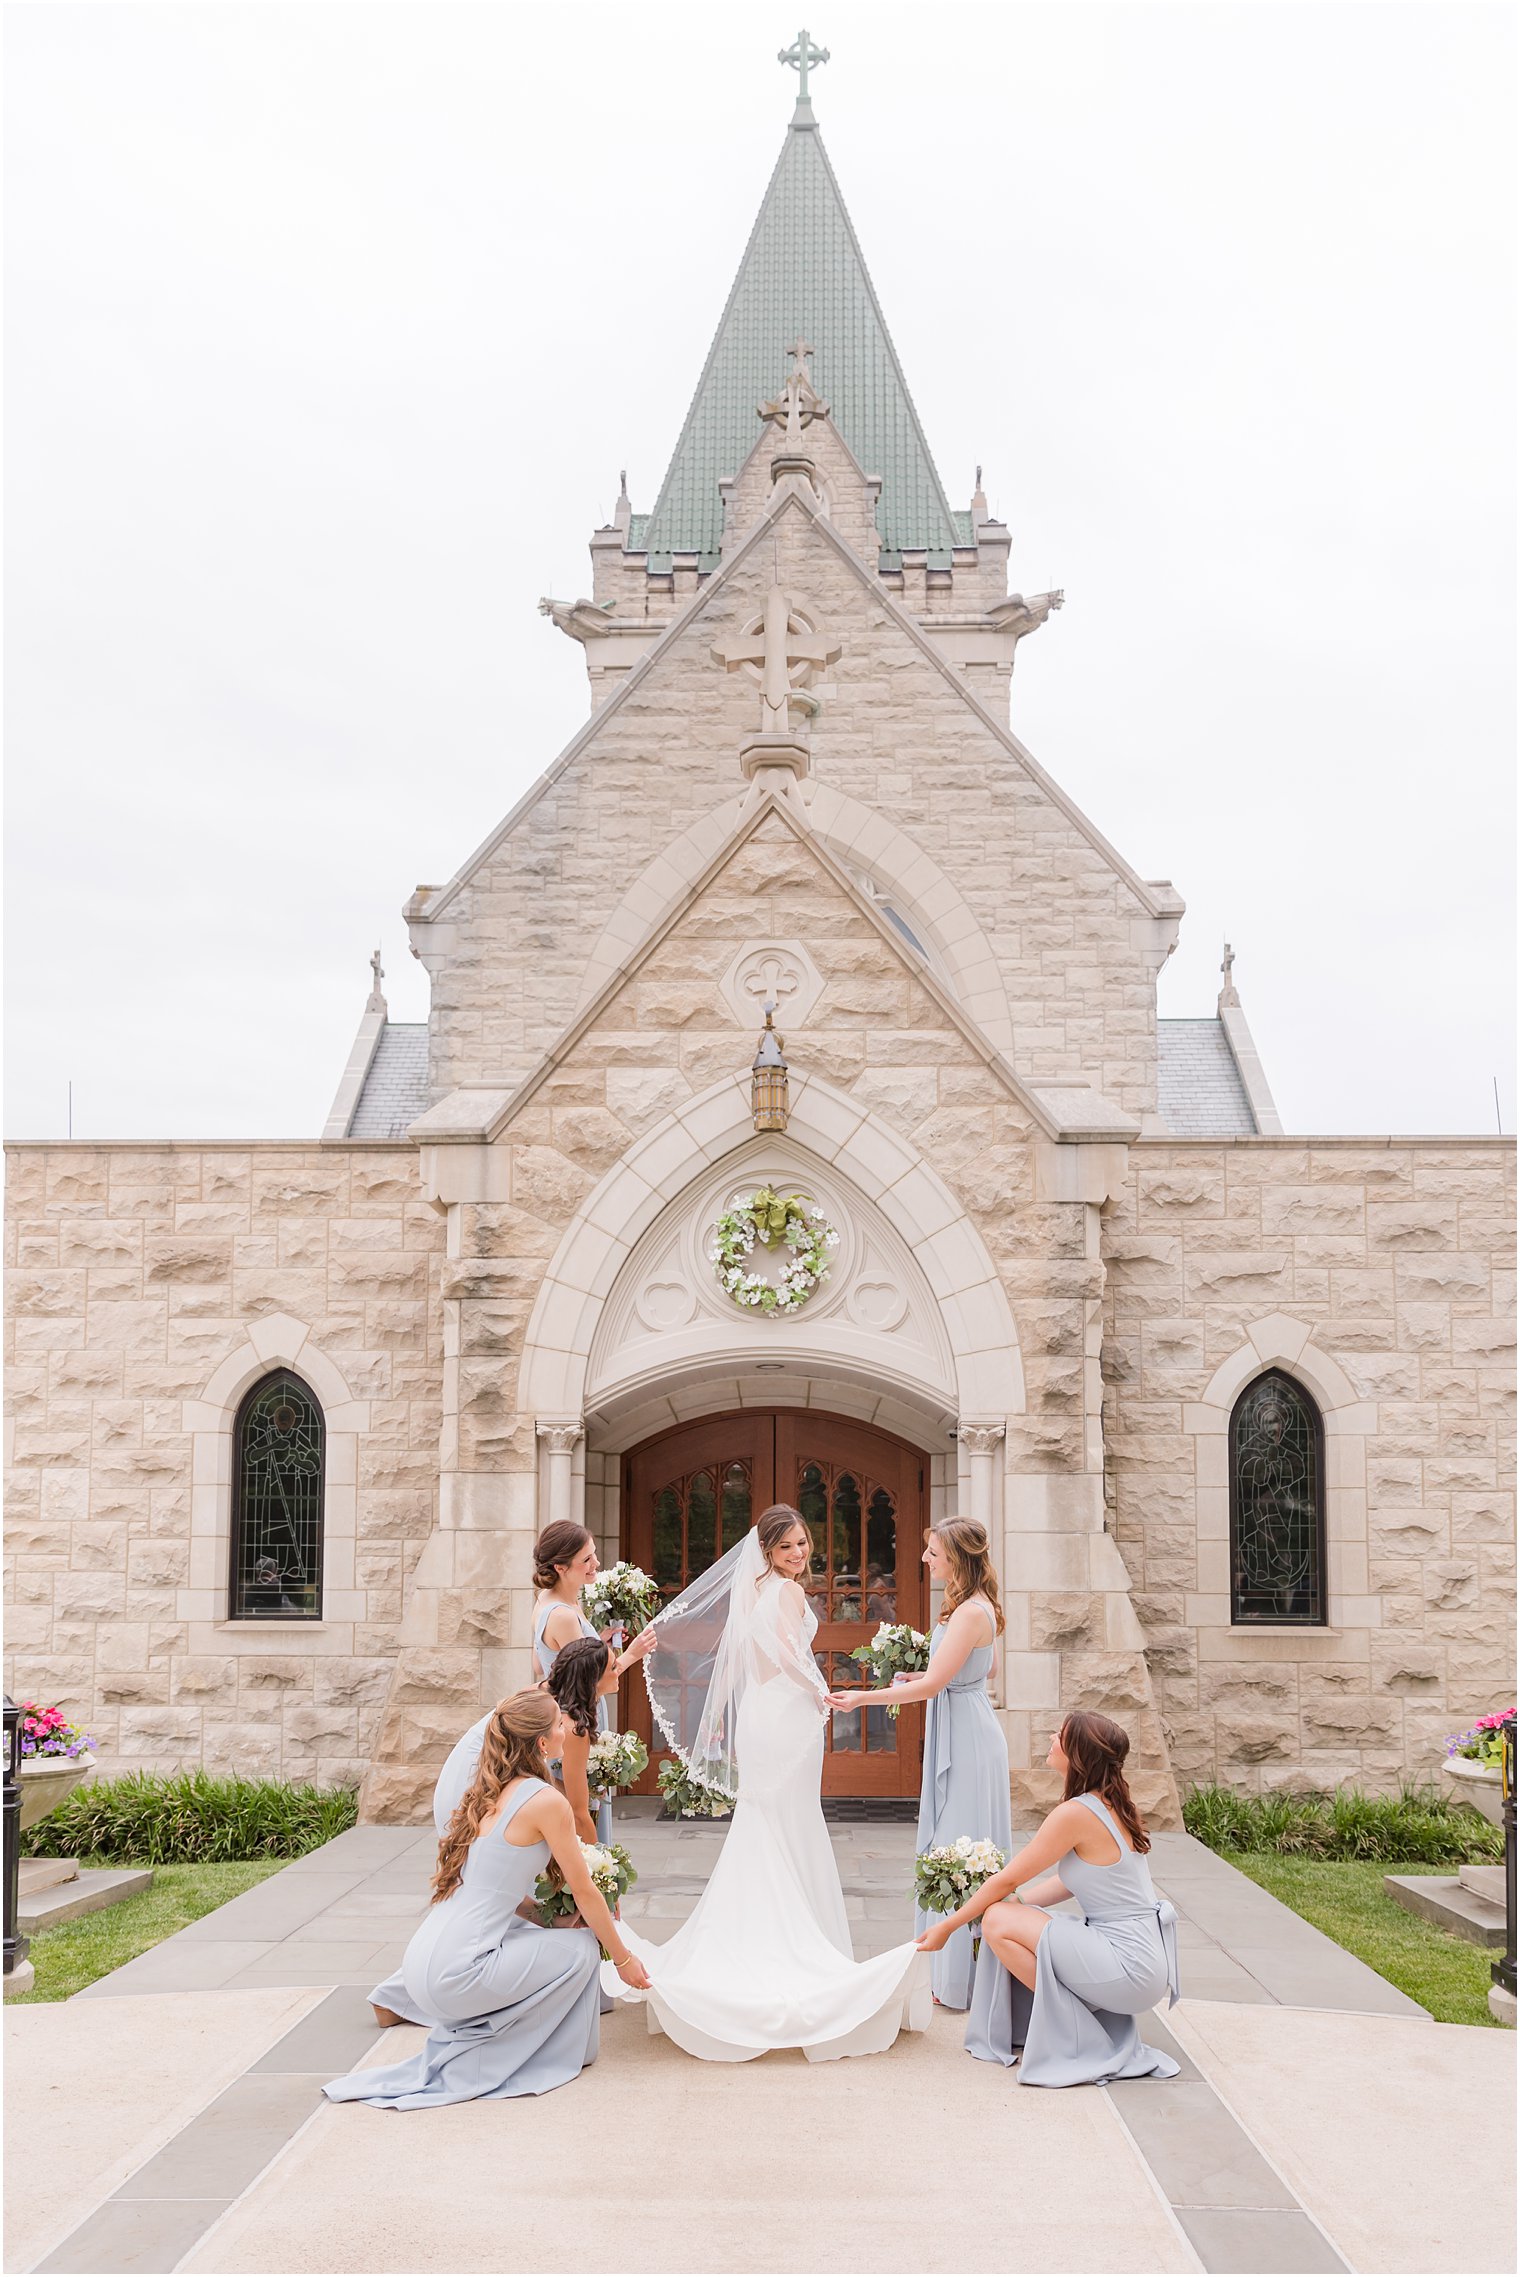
[606,1562,929,2062]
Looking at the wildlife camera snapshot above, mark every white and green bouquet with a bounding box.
[913,1835,1008,1939]
[533,1838,638,1943]
[585,1728,649,1798]
[581,1560,660,1642]
[656,1757,732,1820]
[850,1621,930,1715]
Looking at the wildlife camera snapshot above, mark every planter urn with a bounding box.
[18,1755,95,1834]
[1442,1755,1504,1828]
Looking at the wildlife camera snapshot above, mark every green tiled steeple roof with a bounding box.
[641,108,959,565]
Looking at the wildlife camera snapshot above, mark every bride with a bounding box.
[605,1505,929,2062]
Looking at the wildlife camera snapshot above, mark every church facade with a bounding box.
[6,68,1514,1825]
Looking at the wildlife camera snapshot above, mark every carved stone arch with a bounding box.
[520,1070,1023,1429]
[570,785,1013,1052]
[178,1313,370,1640]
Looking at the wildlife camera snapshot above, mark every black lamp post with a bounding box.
[3,1697,27,1981]
[1493,1712,1516,2010]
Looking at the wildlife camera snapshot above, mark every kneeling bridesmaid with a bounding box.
[325,1690,650,2110]
[917,1709,1180,2087]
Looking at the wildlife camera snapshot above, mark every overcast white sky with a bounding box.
[5,0,1514,1141]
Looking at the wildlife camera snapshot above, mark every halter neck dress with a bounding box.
[914,1603,1012,2009]
[534,1596,613,1846]
[965,1791,1180,2086]
[324,1776,602,2108]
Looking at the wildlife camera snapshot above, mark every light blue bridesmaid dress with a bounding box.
[368,1711,491,2026]
[914,1607,1012,2009]
[533,1598,613,1847]
[324,1777,602,2108]
[965,1791,1181,2086]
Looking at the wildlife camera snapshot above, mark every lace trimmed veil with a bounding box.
[644,1526,830,1800]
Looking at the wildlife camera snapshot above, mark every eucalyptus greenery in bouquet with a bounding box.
[581,1560,660,1639]
[656,1757,733,1820]
[914,1835,1008,1939]
[850,1622,930,1715]
[585,1728,649,1798]
[533,1838,638,1949]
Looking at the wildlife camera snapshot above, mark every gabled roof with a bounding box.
[412,788,1138,1150]
[641,107,959,565]
[1157,1020,1257,1137]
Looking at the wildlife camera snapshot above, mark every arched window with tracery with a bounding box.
[1229,1370,1325,1626]
[230,1371,325,1619]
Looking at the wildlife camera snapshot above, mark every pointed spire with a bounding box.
[642,80,957,562]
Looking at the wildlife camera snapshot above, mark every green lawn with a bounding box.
[1226,1853,1502,2028]
[13,1862,283,2003]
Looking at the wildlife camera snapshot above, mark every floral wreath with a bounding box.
[708,1185,839,1314]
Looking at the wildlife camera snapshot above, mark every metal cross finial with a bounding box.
[779,28,829,104]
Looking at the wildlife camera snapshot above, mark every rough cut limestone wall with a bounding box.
[3,1143,444,1788]
[362,810,1181,1824]
[420,496,1165,1120]
[1104,1137,1516,1793]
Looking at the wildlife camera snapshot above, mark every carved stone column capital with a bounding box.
[957,1422,1007,1457]
[535,1421,585,1457]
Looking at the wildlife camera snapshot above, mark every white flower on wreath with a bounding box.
[708,1187,837,1317]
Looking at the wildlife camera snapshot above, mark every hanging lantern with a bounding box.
[751,1002,789,1132]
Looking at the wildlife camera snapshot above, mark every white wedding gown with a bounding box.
[606,1573,930,2062]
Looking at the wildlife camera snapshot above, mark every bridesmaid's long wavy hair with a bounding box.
[547,1636,611,1739]
[431,1690,559,1905]
[1059,1710,1150,1855]
[929,1517,1005,1634]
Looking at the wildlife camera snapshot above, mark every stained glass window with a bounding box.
[230,1372,325,1620]
[1229,1372,1325,1626]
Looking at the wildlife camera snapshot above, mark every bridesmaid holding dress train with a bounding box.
[827,1516,1012,2009]
[324,1690,651,2110]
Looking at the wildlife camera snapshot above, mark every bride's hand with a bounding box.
[916,1920,953,1954]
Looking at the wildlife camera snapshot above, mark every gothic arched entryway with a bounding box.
[624,1410,928,1797]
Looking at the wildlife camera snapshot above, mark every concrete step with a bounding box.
[18,1867,153,1934]
[18,1858,80,1897]
[1459,1863,1506,1908]
[1384,1872,1507,1948]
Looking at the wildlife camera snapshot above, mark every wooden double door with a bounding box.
[624,1410,927,1796]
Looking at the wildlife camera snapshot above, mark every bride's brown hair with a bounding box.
[431,1689,559,1904]
[756,1504,809,1584]
[930,1516,1005,1634]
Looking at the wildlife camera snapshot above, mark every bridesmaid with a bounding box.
[533,1520,654,1846]
[324,1689,651,2110]
[545,1636,620,1844]
[827,1516,1011,2009]
[919,1709,1180,2087]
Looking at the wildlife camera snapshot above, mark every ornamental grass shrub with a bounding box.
[1183,1780,1503,1865]
[20,1771,358,1865]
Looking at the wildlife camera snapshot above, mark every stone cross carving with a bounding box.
[779,28,829,103]
[741,950,803,1012]
[1219,941,1240,1009]
[711,583,841,734]
[366,947,387,1015]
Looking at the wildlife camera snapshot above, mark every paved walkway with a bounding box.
[7,1814,1511,2276]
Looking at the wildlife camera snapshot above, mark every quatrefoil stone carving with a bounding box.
[718,940,825,1030]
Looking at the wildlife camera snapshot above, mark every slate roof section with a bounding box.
[1157,1020,1259,1138]
[641,112,959,565]
[348,1024,429,1139]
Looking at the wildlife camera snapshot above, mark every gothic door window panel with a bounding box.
[625,1410,927,1799]
[1229,1371,1326,1626]
[776,1413,926,1796]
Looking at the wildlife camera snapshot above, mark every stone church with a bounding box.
[6,57,1514,1826]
